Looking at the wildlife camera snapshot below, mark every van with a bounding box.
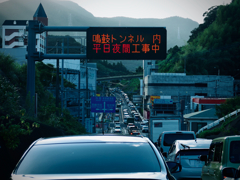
[200,135,240,180]
[157,131,196,156]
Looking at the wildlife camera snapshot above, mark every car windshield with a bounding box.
[164,134,195,146]
[16,143,161,174]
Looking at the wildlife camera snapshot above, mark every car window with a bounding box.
[16,143,161,174]
[208,144,215,162]
[230,141,240,163]
[163,134,195,146]
[179,149,209,156]
[213,143,223,162]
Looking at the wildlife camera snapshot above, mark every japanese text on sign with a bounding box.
[87,27,166,60]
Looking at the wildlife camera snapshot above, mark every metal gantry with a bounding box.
[26,20,93,130]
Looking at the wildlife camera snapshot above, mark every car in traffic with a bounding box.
[140,120,149,127]
[142,126,149,133]
[11,135,182,180]
[166,139,212,180]
[128,126,138,134]
[114,114,120,122]
[200,135,240,180]
[114,128,122,133]
[115,122,120,127]
[115,125,121,129]
[127,123,135,129]
[130,130,141,136]
[123,116,131,124]
[134,114,141,121]
[157,131,196,156]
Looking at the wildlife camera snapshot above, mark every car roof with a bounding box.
[175,139,212,149]
[35,135,149,145]
[162,131,195,134]
[212,135,240,142]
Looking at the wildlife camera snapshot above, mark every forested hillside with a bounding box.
[157,0,240,79]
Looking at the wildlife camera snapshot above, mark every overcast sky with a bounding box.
[0,0,232,24]
[69,0,232,24]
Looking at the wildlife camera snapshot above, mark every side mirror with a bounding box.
[199,155,207,162]
[166,161,182,173]
[162,152,167,158]
[222,167,238,178]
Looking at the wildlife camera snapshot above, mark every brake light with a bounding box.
[175,153,181,163]
[131,133,133,135]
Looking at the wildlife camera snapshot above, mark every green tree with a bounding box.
[215,96,240,118]
[135,66,143,74]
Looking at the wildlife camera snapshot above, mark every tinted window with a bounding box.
[230,141,240,163]
[163,134,195,146]
[213,143,223,162]
[179,149,209,156]
[16,143,160,174]
[208,144,215,162]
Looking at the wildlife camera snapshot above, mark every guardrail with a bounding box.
[196,109,240,135]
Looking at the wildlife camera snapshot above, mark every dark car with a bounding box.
[128,126,138,134]
[130,130,141,135]
[11,135,181,180]
[134,115,141,121]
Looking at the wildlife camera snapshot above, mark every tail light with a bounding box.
[175,152,181,163]
[131,133,133,135]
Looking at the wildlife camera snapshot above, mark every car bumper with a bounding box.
[172,167,202,180]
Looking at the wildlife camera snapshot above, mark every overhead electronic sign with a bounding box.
[87,27,166,60]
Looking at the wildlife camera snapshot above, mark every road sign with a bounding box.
[154,99,173,104]
[91,96,116,113]
[87,27,166,60]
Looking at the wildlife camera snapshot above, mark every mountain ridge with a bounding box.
[0,0,199,71]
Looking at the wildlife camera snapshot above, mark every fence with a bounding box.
[196,109,240,135]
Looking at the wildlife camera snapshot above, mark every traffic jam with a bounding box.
[108,88,148,136]
[99,88,240,180]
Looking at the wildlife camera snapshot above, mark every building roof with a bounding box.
[2,20,28,26]
[33,3,47,18]
[184,108,218,120]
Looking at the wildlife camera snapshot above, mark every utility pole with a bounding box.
[178,92,181,131]
[215,79,219,98]
[56,41,59,116]
[85,59,89,118]
[61,42,64,115]
[78,69,80,122]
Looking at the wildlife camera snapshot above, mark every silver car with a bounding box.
[166,138,212,180]
[11,135,182,180]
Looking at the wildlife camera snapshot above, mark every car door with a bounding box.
[202,144,215,180]
[209,142,223,180]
